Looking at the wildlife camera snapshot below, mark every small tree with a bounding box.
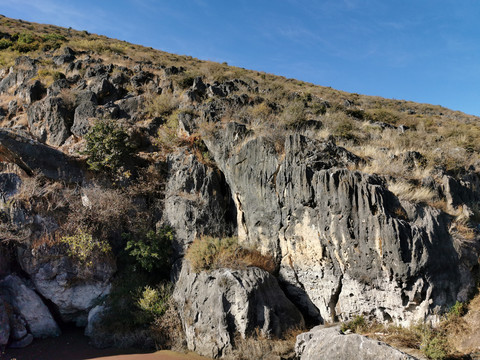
[83,120,134,176]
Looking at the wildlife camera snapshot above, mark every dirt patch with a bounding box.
[0,327,210,360]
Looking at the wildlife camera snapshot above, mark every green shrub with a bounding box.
[41,33,66,50]
[448,301,467,318]
[0,38,13,50]
[60,230,111,266]
[124,226,174,273]
[13,32,39,52]
[186,236,275,273]
[83,120,134,176]
[137,283,173,322]
[16,32,35,44]
[41,33,66,42]
[421,328,449,360]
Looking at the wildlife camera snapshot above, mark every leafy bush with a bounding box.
[83,120,134,176]
[60,230,111,266]
[420,328,449,360]
[448,301,467,318]
[0,38,12,50]
[41,33,66,42]
[124,226,174,273]
[13,32,39,52]
[41,33,66,50]
[137,283,173,322]
[186,236,275,273]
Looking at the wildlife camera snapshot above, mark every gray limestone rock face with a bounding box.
[204,124,479,325]
[71,100,96,136]
[17,246,115,326]
[27,96,73,146]
[0,56,37,95]
[0,297,10,346]
[164,151,236,267]
[295,326,418,360]
[173,264,304,359]
[0,275,60,338]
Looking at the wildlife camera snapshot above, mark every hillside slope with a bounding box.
[0,16,479,359]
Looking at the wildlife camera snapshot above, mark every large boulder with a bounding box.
[88,77,116,103]
[295,326,417,360]
[17,245,115,326]
[71,100,96,136]
[27,96,73,146]
[173,264,304,358]
[203,124,480,325]
[0,275,60,338]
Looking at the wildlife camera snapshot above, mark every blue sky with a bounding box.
[1,0,479,115]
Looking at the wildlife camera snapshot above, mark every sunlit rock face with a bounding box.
[206,126,479,326]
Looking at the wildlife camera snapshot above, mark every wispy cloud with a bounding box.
[0,0,104,30]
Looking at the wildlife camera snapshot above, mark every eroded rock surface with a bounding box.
[0,130,84,182]
[205,125,479,325]
[173,264,304,358]
[164,150,236,264]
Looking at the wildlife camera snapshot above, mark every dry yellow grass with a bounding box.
[388,180,436,204]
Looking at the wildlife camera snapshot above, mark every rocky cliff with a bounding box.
[0,16,479,359]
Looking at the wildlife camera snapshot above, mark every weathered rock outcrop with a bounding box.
[27,96,73,146]
[204,124,479,325]
[0,275,60,338]
[173,264,304,358]
[163,150,236,267]
[17,246,115,326]
[295,325,417,360]
[0,56,37,95]
[0,130,84,182]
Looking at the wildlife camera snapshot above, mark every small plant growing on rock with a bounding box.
[137,283,173,322]
[340,315,366,333]
[60,230,111,266]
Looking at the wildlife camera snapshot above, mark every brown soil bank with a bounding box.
[0,328,210,360]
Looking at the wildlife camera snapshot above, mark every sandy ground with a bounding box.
[0,328,209,360]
